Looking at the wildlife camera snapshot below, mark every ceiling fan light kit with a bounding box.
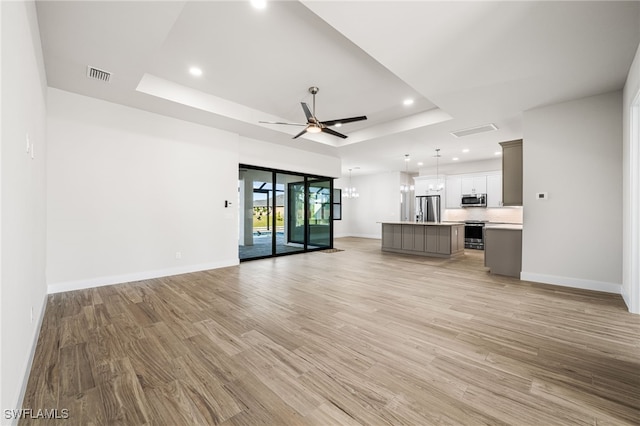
[259,86,367,139]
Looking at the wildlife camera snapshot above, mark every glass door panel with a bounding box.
[238,169,274,260]
[287,180,306,246]
[307,178,332,249]
[276,173,304,255]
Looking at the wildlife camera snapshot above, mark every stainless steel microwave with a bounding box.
[461,194,487,207]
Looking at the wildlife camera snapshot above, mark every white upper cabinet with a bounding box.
[441,171,503,209]
[413,176,429,196]
[486,172,502,207]
[445,175,462,209]
[461,176,487,194]
[419,171,504,209]
[414,176,444,196]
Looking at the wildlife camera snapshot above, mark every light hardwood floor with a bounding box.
[21,237,640,425]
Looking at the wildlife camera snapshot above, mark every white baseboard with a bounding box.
[620,285,638,313]
[621,285,630,309]
[520,271,621,294]
[335,234,381,240]
[47,259,239,294]
[11,293,48,426]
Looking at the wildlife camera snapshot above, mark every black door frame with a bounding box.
[239,164,334,262]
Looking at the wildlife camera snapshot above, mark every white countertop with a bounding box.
[379,221,464,227]
[485,223,523,230]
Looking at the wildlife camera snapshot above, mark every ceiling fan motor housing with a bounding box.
[260,85,367,139]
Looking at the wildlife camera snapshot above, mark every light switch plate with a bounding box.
[536,192,548,200]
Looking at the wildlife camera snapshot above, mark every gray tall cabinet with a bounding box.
[499,139,523,206]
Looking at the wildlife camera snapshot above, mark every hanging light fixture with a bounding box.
[343,168,359,199]
[428,148,444,192]
[400,154,415,193]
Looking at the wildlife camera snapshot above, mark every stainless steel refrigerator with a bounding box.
[415,195,441,223]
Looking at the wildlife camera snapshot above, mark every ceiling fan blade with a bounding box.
[300,102,314,121]
[320,115,368,127]
[321,127,348,139]
[259,121,307,126]
[292,128,308,139]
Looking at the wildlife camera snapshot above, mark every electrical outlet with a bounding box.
[30,306,34,323]
[175,251,182,259]
[26,134,30,153]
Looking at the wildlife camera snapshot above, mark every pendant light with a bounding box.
[400,154,415,193]
[428,148,444,192]
[344,168,359,199]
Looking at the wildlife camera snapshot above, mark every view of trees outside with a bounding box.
[253,206,285,230]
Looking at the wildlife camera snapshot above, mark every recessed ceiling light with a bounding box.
[335,123,342,127]
[251,0,267,9]
[403,99,414,106]
[189,67,203,77]
[494,151,502,156]
[462,148,470,153]
[452,157,459,161]
[417,162,423,166]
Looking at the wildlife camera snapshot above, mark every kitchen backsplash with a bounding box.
[443,207,523,224]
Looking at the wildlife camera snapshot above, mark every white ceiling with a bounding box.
[35,1,640,176]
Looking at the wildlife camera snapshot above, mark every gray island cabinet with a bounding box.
[381,222,465,258]
[484,224,522,277]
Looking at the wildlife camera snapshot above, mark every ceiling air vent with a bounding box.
[450,123,498,138]
[86,66,111,83]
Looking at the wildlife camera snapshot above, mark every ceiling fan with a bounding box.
[259,86,367,139]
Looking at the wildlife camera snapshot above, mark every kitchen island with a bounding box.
[380,222,465,258]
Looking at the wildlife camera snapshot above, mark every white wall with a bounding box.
[47,89,240,292]
[239,136,340,178]
[333,176,355,238]
[522,91,623,293]
[1,0,48,418]
[622,42,640,313]
[334,171,402,239]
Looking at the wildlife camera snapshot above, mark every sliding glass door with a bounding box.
[239,165,334,261]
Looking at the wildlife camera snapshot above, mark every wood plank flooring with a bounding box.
[21,237,640,425]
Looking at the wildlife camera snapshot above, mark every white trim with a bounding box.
[338,234,381,240]
[47,260,239,294]
[520,272,621,294]
[622,284,631,310]
[11,295,48,426]
[629,89,640,313]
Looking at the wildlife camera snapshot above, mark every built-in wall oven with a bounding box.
[464,221,487,250]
